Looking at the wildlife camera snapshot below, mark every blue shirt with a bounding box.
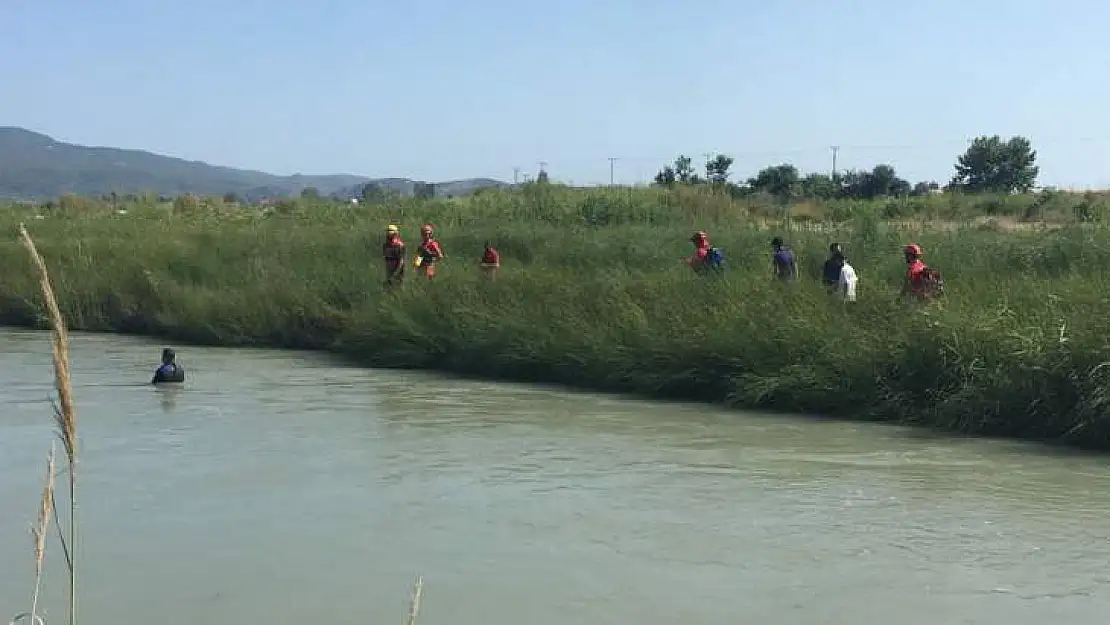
[772,248,796,280]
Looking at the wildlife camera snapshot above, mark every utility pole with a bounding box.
[830,146,839,178]
[608,157,617,185]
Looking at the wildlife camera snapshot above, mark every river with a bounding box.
[1,328,1110,624]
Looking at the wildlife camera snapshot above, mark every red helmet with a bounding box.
[690,230,707,243]
[903,243,922,256]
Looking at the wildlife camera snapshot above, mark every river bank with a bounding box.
[4,192,1110,449]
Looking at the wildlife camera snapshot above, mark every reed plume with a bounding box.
[19,224,79,625]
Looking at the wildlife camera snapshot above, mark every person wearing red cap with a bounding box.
[683,230,710,273]
[414,223,444,279]
[683,230,726,276]
[902,243,943,301]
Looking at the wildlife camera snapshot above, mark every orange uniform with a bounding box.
[383,225,405,288]
[480,244,500,279]
[416,224,443,279]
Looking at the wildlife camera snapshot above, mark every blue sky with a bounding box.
[3,0,1108,187]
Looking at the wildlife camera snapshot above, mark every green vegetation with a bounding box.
[654,134,1040,200]
[4,180,1110,450]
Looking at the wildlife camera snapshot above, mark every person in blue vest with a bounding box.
[771,237,797,281]
[152,347,185,384]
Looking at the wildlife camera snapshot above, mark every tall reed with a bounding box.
[19,224,79,625]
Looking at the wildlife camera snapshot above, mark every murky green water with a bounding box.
[2,328,1109,624]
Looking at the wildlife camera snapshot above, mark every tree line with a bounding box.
[653,135,1040,200]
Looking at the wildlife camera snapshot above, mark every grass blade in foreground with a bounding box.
[8,445,56,625]
[29,444,56,625]
[405,576,424,625]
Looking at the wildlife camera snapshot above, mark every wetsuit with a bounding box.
[152,362,185,384]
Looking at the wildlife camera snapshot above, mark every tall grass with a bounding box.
[3,189,1110,449]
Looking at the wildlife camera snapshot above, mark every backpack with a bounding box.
[705,247,725,271]
[920,266,944,297]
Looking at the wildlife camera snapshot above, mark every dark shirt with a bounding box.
[822,257,844,286]
[152,363,184,384]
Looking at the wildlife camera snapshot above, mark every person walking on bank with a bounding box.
[480,241,500,279]
[683,230,725,276]
[822,243,844,292]
[414,223,444,279]
[771,237,797,281]
[835,250,858,303]
[901,243,943,302]
[382,224,406,289]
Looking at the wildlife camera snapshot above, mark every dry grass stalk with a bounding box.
[29,444,56,625]
[404,576,423,625]
[19,223,79,625]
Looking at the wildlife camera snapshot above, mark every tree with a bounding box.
[911,181,940,196]
[799,173,838,199]
[674,155,695,184]
[536,169,550,184]
[951,135,1039,193]
[838,165,910,199]
[868,164,910,197]
[300,186,320,198]
[705,154,734,185]
[222,192,241,203]
[653,166,677,186]
[748,164,800,199]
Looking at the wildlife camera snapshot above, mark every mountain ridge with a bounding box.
[0,127,508,200]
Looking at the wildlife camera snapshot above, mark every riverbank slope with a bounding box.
[4,188,1110,449]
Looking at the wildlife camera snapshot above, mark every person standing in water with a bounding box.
[152,348,185,384]
[382,224,406,289]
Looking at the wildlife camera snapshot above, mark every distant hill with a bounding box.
[0,127,508,200]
